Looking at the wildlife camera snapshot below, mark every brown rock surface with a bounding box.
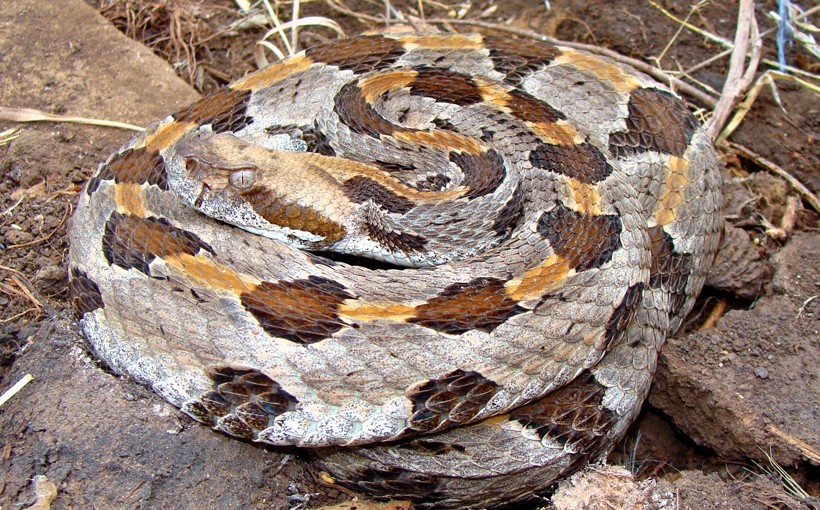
[650,232,819,468]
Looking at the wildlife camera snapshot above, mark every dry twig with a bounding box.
[653,1,709,66]
[698,299,727,332]
[0,107,143,131]
[325,0,383,23]
[795,295,817,320]
[706,0,761,140]
[6,199,72,249]
[0,264,54,320]
[0,374,34,408]
[252,0,344,67]
[726,142,820,213]
[0,127,21,146]
[760,196,800,241]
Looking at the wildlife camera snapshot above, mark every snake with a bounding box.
[67,33,723,508]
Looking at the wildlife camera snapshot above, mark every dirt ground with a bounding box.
[0,0,817,509]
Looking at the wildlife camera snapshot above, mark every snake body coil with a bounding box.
[68,34,722,508]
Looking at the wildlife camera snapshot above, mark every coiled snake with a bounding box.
[68,34,723,508]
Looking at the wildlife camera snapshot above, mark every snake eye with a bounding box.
[229,169,256,190]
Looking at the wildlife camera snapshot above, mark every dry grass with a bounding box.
[748,448,813,510]
[96,0,244,90]
[250,0,344,67]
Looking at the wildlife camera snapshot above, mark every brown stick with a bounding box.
[706,0,758,140]
[698,299,727,332]
[767,425,820,464]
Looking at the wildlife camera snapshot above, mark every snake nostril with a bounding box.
[185,158,211,183]
[185,158,205,181]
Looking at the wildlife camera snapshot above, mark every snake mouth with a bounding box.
[193,182,210,208]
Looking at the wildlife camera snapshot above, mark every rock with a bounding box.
[650,232,820,466]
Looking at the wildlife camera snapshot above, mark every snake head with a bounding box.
[175,132,263,194]
[169,131,351,251]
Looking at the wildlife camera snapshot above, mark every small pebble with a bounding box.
[754,367,769,379]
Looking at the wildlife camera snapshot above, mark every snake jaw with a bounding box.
[193,182,210,209]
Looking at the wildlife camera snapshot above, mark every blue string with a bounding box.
[776,0,794,72]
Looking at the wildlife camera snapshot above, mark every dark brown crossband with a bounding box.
[415,173,452,192]
[491,184,526,239]
[529,142,613,183]
[364,221,428,254]
[479,127,498,143]
[505,89,566,125]
[604,283,644,348]
[398,439,467,455]
[409,67,484,106]
[88,146,167,196]
[648,226,693,318]
[343,175,416,214]
[405,369,498,432]
[431,118,458,132]
[102,212,213,275]
[537,204,622,272]
[186,366,299,431]
[334,81,404,138]
[218,415,256,438]
[240,276,354,344]
[408,277,526,334]
[353,465,445,500]
[175,88,253,134]
[374,160,417,175]
[450,149,507,198]
[262,123,304,139]
[306,35,405,73]
[509,371,614,451]
[69,267,104,318]
[483,36,561,86]
[192,391,231,421]
[240,186,347,245]
[309,125,337,156]
[608,88,698,158]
